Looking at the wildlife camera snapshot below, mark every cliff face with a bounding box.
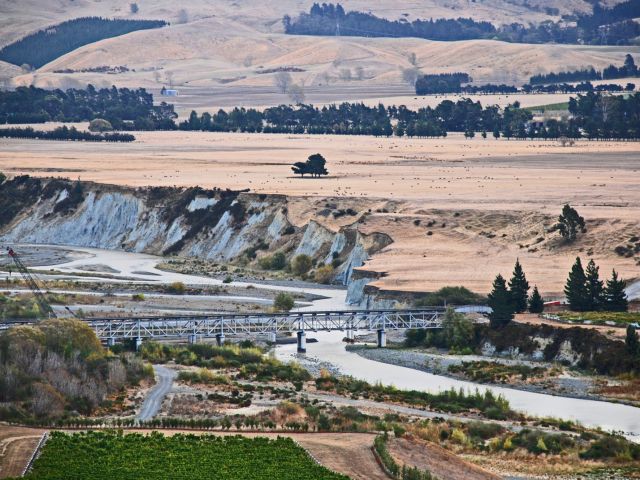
[0,177,391,291]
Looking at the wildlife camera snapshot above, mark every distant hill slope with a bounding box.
[0,0,635,105]
[0,17,167,69]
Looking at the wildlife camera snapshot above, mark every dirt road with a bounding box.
[0,426,46,479]
[388,437,500,480]
[137,365,177,422]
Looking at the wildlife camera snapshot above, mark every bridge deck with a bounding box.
[1,309,446,341]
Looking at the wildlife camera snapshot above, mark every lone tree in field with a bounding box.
[555,204,585,243]
[528,286,544,313]
[274,71,292,94]
[564,257,589,311]
[604,269,628,312]
[508,259,529,313]
[585,259,605,311]
[487,274,514,328]
[292,153,328,178]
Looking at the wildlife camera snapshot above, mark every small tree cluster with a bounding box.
[564,257,628,312]
[488,260,544,328]
[292,153,329,178]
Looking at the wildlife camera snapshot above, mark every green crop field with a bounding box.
[21,431,349,480]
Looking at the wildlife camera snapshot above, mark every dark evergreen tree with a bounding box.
[626,325,639,356]
[529,286,544,313]
[604,269,628,312]
[585,258,605,311]
[528,286,544,313]
[487,274,514,328]
[556,204,586,243]
[564,257,589,311]
[508,259,530,313]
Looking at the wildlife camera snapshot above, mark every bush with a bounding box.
[88,118,113,132]
[580,434,640,460]
[416,286,485,307]
[291,255,312,276]
[274,292,295,312]
[131,293,145,301]
[259,251,287,270]
[165,282,186,294]
[314,265,334,284]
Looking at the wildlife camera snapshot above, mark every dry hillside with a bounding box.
[1,0,636,105]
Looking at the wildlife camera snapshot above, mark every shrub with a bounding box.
[131,293,145,301]
[274,292,295,312]
[88,118,113,132]
[314,265,334,284]
[165,282,186,294]
[416,286,485,306]
[580,434,640,460]
[291,254,312,276]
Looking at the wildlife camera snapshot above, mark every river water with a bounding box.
[276,331,640,439]
[7,244,640,438]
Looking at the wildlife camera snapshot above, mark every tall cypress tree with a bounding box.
[528,286,544,313]
[604,269,628,312]
[564,257,589,311]
[488,274,514,328]
[626,325,639,356]
[508,259,530,313]
[585,259,605,311]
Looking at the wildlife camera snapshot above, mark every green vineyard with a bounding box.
[22,431,349,480]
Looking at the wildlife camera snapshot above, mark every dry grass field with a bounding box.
[1,130,638,295]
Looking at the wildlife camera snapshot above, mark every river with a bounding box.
[276,331,640,439]
[6,244,640,438]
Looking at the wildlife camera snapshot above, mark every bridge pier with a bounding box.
[268,332,277,343]
[107,337,117,347]
[376,329,386,348]
[188,334,198,345]
[135,337,143,351]
[296,331,306,353]
[216,333,225,346]
[346,329,354,341]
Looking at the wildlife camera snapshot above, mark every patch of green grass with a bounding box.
[524,102,570,113]
[555,311,640,326]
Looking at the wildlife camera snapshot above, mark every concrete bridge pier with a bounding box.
[296,330,306,353]
[135,337,143,351]
[376,329,386,348]
[346,329,354,340]
[188,334,198,345]
[107,337,117,347]
[216,333,225,346]
[268,332,277,343]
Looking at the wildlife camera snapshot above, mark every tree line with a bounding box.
[283,2,640,45]
[0,85,176,129]
[3,85,639,140]
[415,70,635,96]
[0,17,167,69]
[177,93,640,140]
[487,257,629,328]
[529,54,639,85]
[0,126,135,142]
[415,73,471,95]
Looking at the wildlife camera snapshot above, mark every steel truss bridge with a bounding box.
[2,308,446,350]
